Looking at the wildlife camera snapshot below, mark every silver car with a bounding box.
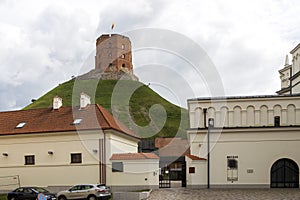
[57,184,111,200]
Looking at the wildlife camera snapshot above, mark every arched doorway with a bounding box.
[271,158,299,188]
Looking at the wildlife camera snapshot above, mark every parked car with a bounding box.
[7,187,56,200]
[57,184,111,200]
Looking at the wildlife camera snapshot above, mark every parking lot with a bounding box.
[148,188,300,200]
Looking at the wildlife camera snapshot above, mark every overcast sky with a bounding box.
[0,0,299,111]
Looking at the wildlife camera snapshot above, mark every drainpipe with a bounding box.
[99,133,107,184]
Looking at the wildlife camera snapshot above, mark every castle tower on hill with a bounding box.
[95,34,133,73]
[78,34,138,81]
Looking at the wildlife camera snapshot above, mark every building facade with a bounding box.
[277,43,300,95]
[186,43,300,188]
[0,93,158,192]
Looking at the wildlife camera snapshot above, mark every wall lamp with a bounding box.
[2,153,8,157]
[48,151,54,155]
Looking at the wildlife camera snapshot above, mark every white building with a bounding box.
[0,93,159,192]
[186,43,300,188]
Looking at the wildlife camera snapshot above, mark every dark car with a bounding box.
[57,184,111,200]
[7,187,56,200]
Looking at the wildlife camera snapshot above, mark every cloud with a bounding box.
[0,0,299,111]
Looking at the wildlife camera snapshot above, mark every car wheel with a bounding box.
[58,196,67,200]
[87,195,97,200]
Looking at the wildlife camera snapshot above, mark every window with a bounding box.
[122,64,126,68]
[109,43,112,48]
[109,52,112,58]
[121,54,125,59]
[112,162,123,172]
[69,185,81,191]
[228,159,238,169]
[274,116,280,127]
[16,122,26,128]
[121,44,125,49]
[189,167,195,174]
[25,155,35,165]
[227,156,238,181]
[71,153,82,163]
[109,63,113,67]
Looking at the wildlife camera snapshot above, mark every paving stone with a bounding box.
[148,188,300,200]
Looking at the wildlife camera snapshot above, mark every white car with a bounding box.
[57,184,111,200]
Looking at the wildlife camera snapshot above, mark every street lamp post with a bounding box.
[207,118,214,189]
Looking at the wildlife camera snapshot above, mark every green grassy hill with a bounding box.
[24,79,188,139]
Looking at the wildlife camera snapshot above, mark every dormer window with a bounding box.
[72,119,82,125]
[16,122,26,128]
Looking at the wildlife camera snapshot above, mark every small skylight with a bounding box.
[16,122,26,128]
[72,119,82,125]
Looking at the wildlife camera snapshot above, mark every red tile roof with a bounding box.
[155,137,190,157]
[0,104,140,139]
[110,153,159,160]
[186,154,206,160]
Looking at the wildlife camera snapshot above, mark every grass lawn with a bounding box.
[24,79,189,139]
[0,194,6,200]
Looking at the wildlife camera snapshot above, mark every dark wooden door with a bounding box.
[271,158,299,188]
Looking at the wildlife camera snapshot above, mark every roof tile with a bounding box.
[110,153,159,160]
[186,154,206,160]
[0,104,140,139]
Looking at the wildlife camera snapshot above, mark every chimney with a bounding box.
[53,96,62,110]
[285,54,290,67]
[80,92,91,109]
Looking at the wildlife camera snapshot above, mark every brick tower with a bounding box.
[95,34,133,73]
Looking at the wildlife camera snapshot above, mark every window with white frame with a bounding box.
[112,162,123,172]
[25,155,35,165]
[227,155,238,182]
[71,153,82,164]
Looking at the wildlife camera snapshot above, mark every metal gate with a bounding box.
[181,160,186,187]
[271,158,299,188]
[159,167,171,188]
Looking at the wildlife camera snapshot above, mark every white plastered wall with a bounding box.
[106,159,159,188]
[187,128,300,187]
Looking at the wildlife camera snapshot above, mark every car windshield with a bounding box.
[32,188,49,193]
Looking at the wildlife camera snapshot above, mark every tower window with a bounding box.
[109,43,112,48]
[122,64,126,68]
[121,54,125,59]
[274,116,280,127]
[109,53,112,58]
[122,44,125,50]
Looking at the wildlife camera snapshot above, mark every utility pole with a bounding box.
[207,118,214,189]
